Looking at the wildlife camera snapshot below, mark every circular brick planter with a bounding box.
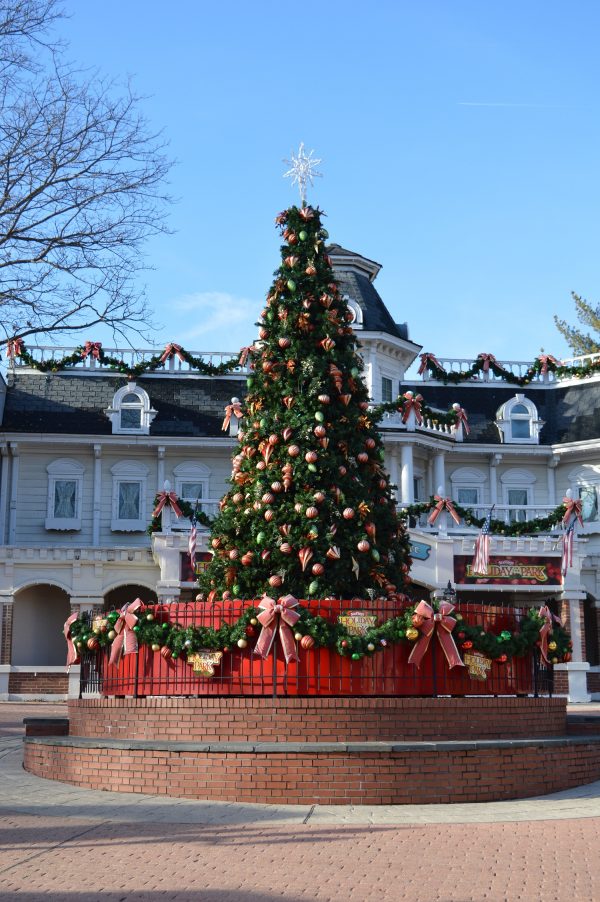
[23,696,600,805]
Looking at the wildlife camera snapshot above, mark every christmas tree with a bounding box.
[200,200,412,602]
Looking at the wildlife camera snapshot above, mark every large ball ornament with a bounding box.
[357,539,370,552]
[314,411,325,422]
[228,549,239,560]
[264,509,274,522]
[256,531,265,544]
[237,638,248,649]
[160,646,172,659]
[343,507,355,520]
[241,552,253,565]
[278,337,291,349]
[259,327,269,340]
[87,637,99,650]
[351,653,361,661]
[268,434,279,446]
[294,502,303,513]
[305,450,318,463]
[146,613,155,622]
[298,230,308,241]
[233,492,244,504]
[339,465,347,476]
[311,563,324,576]
[308,580,319,595]
[365,438,376,450]
[280,542,292,554]
[286,279,296,292]
[314,425,327,438]
[318,394,330,405]
[256,460,266,471]
[262,492,274,504]
[406,628,419,641]
[211,537,222,549]
[357,452,369,464]
[288,444,300,457]
[301,635,315,650]
[271,481,283,493]
[307,463,317,473]
[151,643,160,652]
[107,630,116,641]
[269,574,283,588]
[313,491,325,503]
[306,506,319,519]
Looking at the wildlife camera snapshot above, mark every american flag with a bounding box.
[472,507,494,575]
[188,502,199,569]
[561,520,575,577]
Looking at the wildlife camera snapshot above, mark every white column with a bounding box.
[400,444,414,504]
[8,443,19,545]
[157,446,166,489]
[489,453,501,506]
[561,590,591,703]
[547,457,557,506]
[387,445,399,500]
[0,444,8,545]
[92,444,102,546]
[433,452,446,496]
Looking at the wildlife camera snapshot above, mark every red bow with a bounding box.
[401,393,423,425]
[562,496,583,527]
[109,599,144,667]
[254,595,300,664]
[477,353,497,373]
[454,406,470,435]
[537,604,562,664]
[63,612,80,669]
[417,352,442,375]
[222,400,243,432]
[160,342,185,363]
[238,346,253,366]
[428,495,461,526]
[7,337,23,358]
[152,490,183,519]
[81,341,102,360]
[538,354,559,375]
[408,600,464,670]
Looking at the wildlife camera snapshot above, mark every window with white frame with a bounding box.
[495,394,543,444]
[343,295,363,328]
[381,376,393,403]
[173,462,211,525]
[45,458,84,530]
[500,468,536,523]
[110,460,148,531]
[568,465,600,524]
[413,475,425,501]
[450,467,486,514]
[106,383,157,435]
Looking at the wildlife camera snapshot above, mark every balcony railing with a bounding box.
[418,352,600,384]
[10,345,249,376]
[414,504,558,532]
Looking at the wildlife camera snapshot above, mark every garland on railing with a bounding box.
[65,598,572,665]
[417,351,600,386]
[6,338,248,378]
[370,391,467,430]
[400,496,568,536]
[148,493,214,535]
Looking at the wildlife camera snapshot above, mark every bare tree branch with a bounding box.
[0,0,172,350]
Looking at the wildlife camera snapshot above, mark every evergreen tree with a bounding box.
[555,292,600,355]
[200,205,411,601]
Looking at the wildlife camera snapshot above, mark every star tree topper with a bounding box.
[283,143,323,205]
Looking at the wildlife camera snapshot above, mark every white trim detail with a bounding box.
[45,458,85,531]
[106,382,157,435]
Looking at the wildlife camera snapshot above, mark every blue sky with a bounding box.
[60,0,600,366]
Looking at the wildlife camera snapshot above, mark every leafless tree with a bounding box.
[0,0,172,350]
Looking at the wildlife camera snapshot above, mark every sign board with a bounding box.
[454,555,562,586]
[180,551,212,583]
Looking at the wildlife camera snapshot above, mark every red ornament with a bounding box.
[338,465,347,476]
[311,563,324,576]
[86,637,99,651]
[301,635,315,650]
[278,337,291,349]
[241,553,253,566]
[264,509,274,522]
[357,452,369,464]
[462,640,473,650]
[313,491,325,503]
[341,640,349,648]
[245,625,256,637]
[261,550,271,560]
[314,425,327,437]
[280,543,292,554]
[268,574,283,588]
[268,434,279,445]
[357,539,370,552]
[365,438,376,450]
[305,450,318,463]
[271,481,283,493]
[318,394,330,404]
[282,427,293,441]
[305,506,319,519]
[259,327,269,340]
[160,646,172,659]
[497,654,507,664]
[262,492,274,504]
[343,507,355,520]
[288,445,300,457]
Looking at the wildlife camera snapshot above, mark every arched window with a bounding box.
[45,458,85,530]
[496,394,543,444]
[106,383,157,435]
[450,467,487,512]
[568,465,600,525]
[343,295,363,329]
[500,468,536,523]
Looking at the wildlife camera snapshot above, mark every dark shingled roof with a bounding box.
[401,380,600,445]
[2,372,248,437]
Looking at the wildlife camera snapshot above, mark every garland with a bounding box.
[418,351,600,386]
[400,496,568,537]
[148,493,214,535]
[68,599,572,665]
[7,339,246,378]
[370,393,464,428]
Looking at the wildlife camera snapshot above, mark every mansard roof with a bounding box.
[2,372,247,437]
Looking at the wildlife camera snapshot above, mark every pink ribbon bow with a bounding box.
[152,490,183,519]
[81,341,102,360]
[63,612,80,669]
[254,595,300,664]
[428,495,461,526]
[454,406,470,435]
[562,496,583,527]
[222,400,243,432]
[477,353,497,373]
[401,393,423,425]
[417,352,442,375]
[408,600,464,670]
[238,346,253,366]
[537,604,562,664]
[109,599,144,668]
[160,342,185,363]
[7,337,23,358]
[538,354,559,375]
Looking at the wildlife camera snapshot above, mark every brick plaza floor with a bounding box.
[1,702,600,901]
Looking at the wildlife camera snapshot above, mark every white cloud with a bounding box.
[163,291,259,350]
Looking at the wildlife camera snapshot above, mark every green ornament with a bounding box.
[308,580,319,595]
[133,625,140,633]
[287,279,296,292]
[371,549,380,562]
[351,367,360,378]
[162,623,169,630]
[172,653,179,659]
[298,230,307,241]
[256,531,265,544]
[500,630,512,641]
[314,411,325,422]
[259,418,267,428]
[351,652,361,661]
[321,229,329,239]
[307,463,317,473]
[232,584,241,596]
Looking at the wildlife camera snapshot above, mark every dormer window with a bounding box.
[106,383,157,435]
[496,394,543,444]
[343,296,363,328]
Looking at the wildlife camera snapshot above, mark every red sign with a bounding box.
[180,552,212,583]
[454,555,562,586]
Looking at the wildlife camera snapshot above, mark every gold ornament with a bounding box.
[406,627,419,641]
[548,641,557,651]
